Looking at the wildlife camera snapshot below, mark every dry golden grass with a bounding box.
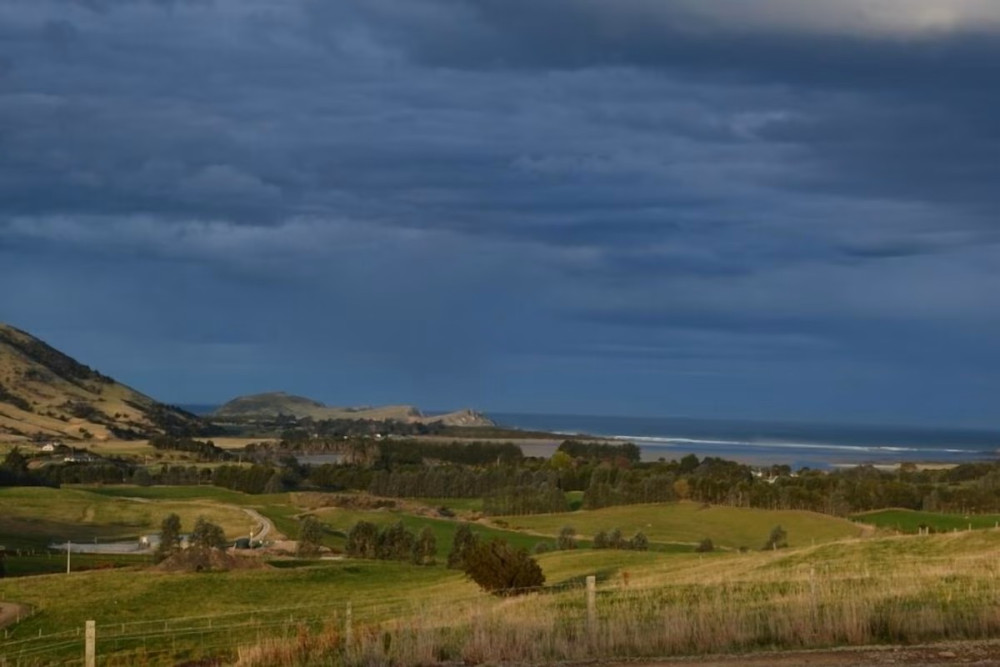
[235,530,1000,666]
[499,500,863,548]
[0,322,194,441]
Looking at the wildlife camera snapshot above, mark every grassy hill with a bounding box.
[494,500,864,549]
[213,391,495,426]
[0,486,254,549]
[0,323,204,442]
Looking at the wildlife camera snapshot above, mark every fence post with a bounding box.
[85,620,96,667]
[586,575,596,631]
[345,601,353,646]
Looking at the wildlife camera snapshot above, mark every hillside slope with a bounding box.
[0,323,203,441]
[215,391,495,426]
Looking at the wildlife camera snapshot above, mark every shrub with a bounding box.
[608,528,626,549]
[154,513,182,564]
[377,521,416,561]
[191,517,228,551]
[764,525,788,550]
[297,516,325,557]
[557,526,577,550]
[695,537,715,553]
[447,523,479,569]
[533,541,554,554]
[630,531,649,551]
[411,526,437,566]
[593,530,610,549]
[463,539,545,596]
[346,521,380,559]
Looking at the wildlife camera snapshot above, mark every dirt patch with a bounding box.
[293,492,399,512]
[0,602,31,629]
[156,549,268,573]
[601,639,1000,666]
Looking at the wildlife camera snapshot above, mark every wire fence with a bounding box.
[4,547,994,666]
[0,582,571,666]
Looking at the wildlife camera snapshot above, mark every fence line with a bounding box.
[6,554,993,665]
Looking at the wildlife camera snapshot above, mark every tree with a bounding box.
[630,531,649,551]
[592,530,610,549]
[679,453,700,474]
[411,526,437,566]
[462,539,545,596]
[764,525,788,551]
[557,525,577,550]
[549,450,573,471]
[1,447,28,477]
[695,537,715,553]
[263,471,284,494]
[377,521,415,561]
[346,521,379,559]
[608,528,626,549]
[447,523,479,569]
[191,516,228,551]
[154,513,182,563]
[297,515,325,557]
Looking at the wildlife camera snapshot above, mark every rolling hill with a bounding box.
[214,391,495,426]
[0,323,204,442]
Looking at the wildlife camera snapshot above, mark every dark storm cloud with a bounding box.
[2,0,1000,424]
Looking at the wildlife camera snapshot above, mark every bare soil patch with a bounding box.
[603,640,1000,666]
[156,549,268,573]
[0,602,30,629]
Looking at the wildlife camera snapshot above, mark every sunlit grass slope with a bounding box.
[0,486,253,548]
[497,500,863,548]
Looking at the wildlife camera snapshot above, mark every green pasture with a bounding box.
[307,507,546,554]
[0,559,478,664]
[851,508,1000,534]
[1,552,149,577]
[497,500,863,549]
[410,497,484,513]
[0,487,254,549]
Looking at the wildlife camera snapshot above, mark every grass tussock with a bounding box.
[235,533,1000,666]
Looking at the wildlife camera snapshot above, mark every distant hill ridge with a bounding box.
[0,323,204,441]
[214,391,495,427]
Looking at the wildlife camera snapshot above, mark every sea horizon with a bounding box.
[183,404,1000,468]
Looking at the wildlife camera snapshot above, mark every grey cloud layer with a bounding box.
[2,0,999,423]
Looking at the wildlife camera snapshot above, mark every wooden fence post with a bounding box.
[345,601,353,646]
[586,576,596,631]
[85,620,96,667]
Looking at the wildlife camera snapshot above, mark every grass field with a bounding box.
[5,485,1000,665]
[410,497,484,513]
[851,508,1000,534]
[306,506,547,553]
[1,553,149,577]
[494,500,863,549]
[0,559,478,664]
[6,529,1000,666]
[0,487,255,550]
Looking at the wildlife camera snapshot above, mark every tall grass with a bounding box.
[236,532,1000,666]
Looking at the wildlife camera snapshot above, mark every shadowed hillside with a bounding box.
[0,323,206,441]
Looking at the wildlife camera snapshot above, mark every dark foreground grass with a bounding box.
[1,552,149,577]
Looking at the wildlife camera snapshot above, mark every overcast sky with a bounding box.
[2,1,1000,427]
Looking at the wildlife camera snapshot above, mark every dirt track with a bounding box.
[601,640,1000,666]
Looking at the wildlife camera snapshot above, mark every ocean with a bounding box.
[183,404,1000,468]
[488,413,1000,468]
